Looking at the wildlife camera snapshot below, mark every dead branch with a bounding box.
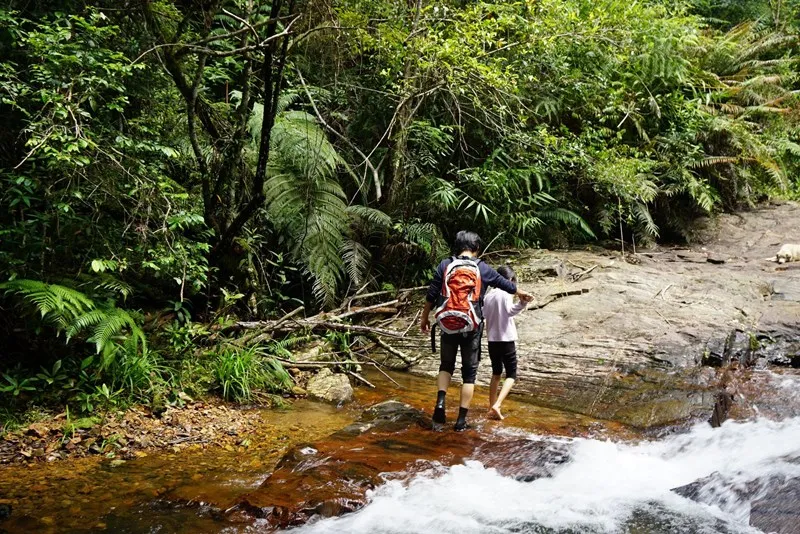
[333,299,399,321]
[277,358,361,367]
[368,335,419,366]
[653,284,673,300]
[403,309,421,336]
[572,264,598,282]
[234,319,406,338]
[360,356,404,387]
[343,285,426,311]
[348,371,376,388]
[527,288,591,311]
[273,305,305,330]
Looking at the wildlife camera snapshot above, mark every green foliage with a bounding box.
[0,370,38,397]
[1,280,147,361]
[1,0,799,419]
[213,346,292,402]
[249,104,349,306]
[35,360,68,388]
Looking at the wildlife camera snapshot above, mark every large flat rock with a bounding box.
[397,202,800,428]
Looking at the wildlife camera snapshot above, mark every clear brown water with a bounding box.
[0,370,637,533]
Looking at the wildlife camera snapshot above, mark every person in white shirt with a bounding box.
[483,265,531,420]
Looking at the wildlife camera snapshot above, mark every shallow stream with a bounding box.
[2,370,800,533]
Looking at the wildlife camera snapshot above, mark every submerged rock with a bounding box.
[750,477,800,534]
[334,400,428,437]
[672,469,800,534]
[306,368,353,404]
[471,438,570,482]
[229,400,569,529]
[230,401,466,527]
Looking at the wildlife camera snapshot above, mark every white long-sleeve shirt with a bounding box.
[483,288,527,342]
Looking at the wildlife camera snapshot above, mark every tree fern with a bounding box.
[1,279,147,361]
[253,106,350,306]
[341,238,371,288]
[346,205,392,229]
[1,280,94,331]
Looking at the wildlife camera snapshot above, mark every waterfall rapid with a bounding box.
[291,414,800,534]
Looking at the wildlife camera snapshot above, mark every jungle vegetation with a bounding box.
[1,0,798,418]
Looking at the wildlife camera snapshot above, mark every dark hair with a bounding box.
[453,230,482,254]
[497,265,516,283]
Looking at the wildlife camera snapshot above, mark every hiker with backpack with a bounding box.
[484,265,528,421]
[420,231,532,431]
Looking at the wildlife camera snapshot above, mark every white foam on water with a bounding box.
[290,414,800,534]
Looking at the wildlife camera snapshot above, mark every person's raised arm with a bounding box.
[481,263,533,301]
[504,291,529,317]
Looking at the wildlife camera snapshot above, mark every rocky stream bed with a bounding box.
[1,201,799,533]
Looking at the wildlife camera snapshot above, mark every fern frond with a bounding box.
[0,280,94,330]
[92,273,134,300]
[632,202,660,238]
[537,208,596,238]
[66,309,107,342]
[341,239,371,288]
[88,307,146,357]
[346,205,392,229]
[690,156,739,169]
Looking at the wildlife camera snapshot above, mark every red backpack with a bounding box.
[433,257,483,334]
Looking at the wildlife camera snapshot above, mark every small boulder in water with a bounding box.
[673,471,800,534]
[306,368,353,404]
[471,438,570,482]
[335,400,428,437]
[750,477,800,534]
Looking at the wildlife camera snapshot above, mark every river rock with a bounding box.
[672,470,800,533]
[394,201,800,428]
[293,341,333,362]
[306,368,353,404]
[471,438,570,482]
[750,477,800,534]
[334,400,428,437]
[230,401,479,528]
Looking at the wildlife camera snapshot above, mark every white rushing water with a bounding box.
[290,415,800,534]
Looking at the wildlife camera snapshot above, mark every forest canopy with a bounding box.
[1,0,798,412]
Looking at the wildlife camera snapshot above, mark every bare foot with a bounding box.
[489,405,505,420]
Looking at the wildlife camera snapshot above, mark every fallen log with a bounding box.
[273,306,305,330]
[368,335,419,366]
[346,285,426,305]
[333,299,399,321]
[234,319,405,338]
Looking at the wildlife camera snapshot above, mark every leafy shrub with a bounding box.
[213,346,292,402]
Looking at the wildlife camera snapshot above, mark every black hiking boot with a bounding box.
[432,390,447,429]
[454,407,469,431]
[432,406,446,425]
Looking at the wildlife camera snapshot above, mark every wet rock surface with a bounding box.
[470,437,570,482]
[750,477,800,534]
[306,368,354,404]
[231,400,571,529]
[396,201,800,428]
[672,466,800,534]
